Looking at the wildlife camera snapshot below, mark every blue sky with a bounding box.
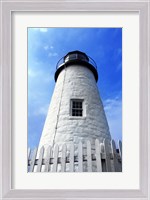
[28,28,122,149]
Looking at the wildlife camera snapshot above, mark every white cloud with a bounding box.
[28,68,45,78]
[28,65,54,82]
[44,45,49,50]
[28,69,38,77]
[103,96,122,143]
[32,28,48,32]
[39,28,48,32]
[48,52,58,57]
[44,73,54,83]
[34,104,49,116]
[43,45,54,51]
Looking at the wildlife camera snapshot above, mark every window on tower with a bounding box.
[70,99,83,117]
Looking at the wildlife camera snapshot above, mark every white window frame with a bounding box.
[70,99,84,117]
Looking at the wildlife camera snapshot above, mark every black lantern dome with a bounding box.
[55,50,98,82]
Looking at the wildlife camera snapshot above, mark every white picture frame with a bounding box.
[0,0,149,199]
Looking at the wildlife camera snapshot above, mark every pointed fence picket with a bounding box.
[44,146,52,172]
[69,142,74,172]
[103,139,112,172]
[61,144,67,172]
[28,148,31,158]
[95,139,102,172]
[37,147,44,172]
[29,147,37,172]
[111,140,119,172]
[28,139,122,172]
[87,140,92,172]
[118,140,122,159]
[78,141,83,172]
[52,144,59,172]
[118,140,122,171]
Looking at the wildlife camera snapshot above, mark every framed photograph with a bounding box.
[1,0,149,199]
[28,27,122,173]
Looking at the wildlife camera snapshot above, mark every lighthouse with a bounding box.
[38,50,111,151]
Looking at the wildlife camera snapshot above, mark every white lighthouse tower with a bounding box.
[38,50,111,151]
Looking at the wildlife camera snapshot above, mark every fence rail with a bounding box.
[28,139,122,172]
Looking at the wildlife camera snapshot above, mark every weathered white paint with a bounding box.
[28,140,122,172]
[87,140,92,172]
[44,146,52,172]
[38,64,111,150]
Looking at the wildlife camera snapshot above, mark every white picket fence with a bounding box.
[28,139,122,172]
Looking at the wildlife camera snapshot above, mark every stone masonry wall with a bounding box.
[38,64,111,151]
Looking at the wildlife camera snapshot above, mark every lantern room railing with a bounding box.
[56,53,97,70]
